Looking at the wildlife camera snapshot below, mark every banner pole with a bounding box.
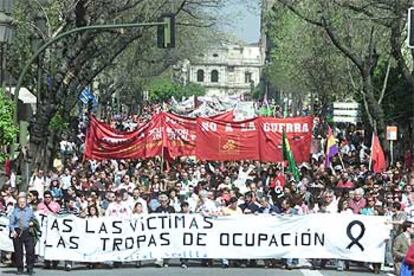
[161,146,164,172]
[338,152,346,170]
[369,132,374,171]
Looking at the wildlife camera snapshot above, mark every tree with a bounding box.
[8,0,236,169]
[264,7,352,116]
[147,77,205,102]
[0,90,18,162]
[272,0,402,144]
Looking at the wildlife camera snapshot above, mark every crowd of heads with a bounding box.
[1,104,413,230]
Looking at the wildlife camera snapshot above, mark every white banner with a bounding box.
[15,214,391,263]
[234,101,256,121]
[0,213,48,256]
[0,214,390,262]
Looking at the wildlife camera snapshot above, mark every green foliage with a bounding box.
[251,85,263,100]
[147,78,205,102]
[0,90,19,162]
[265,5,351,106]
[49,112,69,132]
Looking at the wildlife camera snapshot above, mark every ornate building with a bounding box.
[183,43,263,97]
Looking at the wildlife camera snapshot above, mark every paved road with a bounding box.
[0,262,395,276]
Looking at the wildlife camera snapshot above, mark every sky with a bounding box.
[221,1,261,44]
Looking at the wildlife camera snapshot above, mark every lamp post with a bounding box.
[0,0,13,87]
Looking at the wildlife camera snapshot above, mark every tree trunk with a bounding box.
[29,99,57,170]
[362,73,387,150]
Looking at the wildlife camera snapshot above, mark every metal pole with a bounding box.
[390,140,394,166]
[11,21,167,156]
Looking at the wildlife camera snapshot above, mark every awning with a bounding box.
[9,87,37,104]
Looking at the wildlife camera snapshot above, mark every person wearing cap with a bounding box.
[9,193,36,275]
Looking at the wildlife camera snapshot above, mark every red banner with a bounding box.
[209,110,234,121]
[164,111,234,158]
[85,113,313,163]
[84,115,163,160]
[164,113,197,158]
[196,117,260,161]
[258,116,313,163]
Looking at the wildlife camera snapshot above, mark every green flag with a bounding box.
[282,130,300,181]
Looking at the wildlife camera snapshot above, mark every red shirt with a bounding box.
[405,244,414,267]
[337,180,354,189]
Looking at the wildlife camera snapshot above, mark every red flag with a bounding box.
[270,172,286,189]
[371,133,386,173]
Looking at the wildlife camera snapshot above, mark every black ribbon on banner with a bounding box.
[346,220,365,251]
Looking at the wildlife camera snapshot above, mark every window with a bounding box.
[213,53,219,57]
[197,69,204,82]
[245,72,252,83]
[211,70,219,83]
[228,66,235,72]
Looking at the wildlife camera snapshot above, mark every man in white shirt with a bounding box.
[60,168,72,191]
[106,191,131,219]
[118,175,135,193]
[234,164,254,194]
[131,187,148,214]
[28,170,47,200]
[196,190,219,216]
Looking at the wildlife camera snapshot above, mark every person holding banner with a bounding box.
[8,192,36,275]
[393,221,414,275]
[37,191,60,270]
[154,193,175,267]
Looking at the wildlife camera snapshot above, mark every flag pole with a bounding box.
[338,151,346,170]
[369,132,374,171]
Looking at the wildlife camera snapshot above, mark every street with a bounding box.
[0,267,395,276]
[0,261,395,276]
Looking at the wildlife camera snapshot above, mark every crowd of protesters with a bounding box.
[1,101,414,275]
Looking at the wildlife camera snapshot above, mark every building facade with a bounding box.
[185,43,263,97]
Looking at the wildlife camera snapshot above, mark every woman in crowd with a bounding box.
[49,179,64,203]
[1,108,413,274]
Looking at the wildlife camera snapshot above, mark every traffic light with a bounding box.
[408,7,414,48]
[157,13,175,49]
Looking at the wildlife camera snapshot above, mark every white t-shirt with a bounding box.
[29,175,47,199]
[60,174,72,190]
[106,201,131,219]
